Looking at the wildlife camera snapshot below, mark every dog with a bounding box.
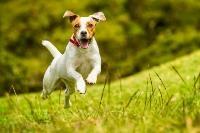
[41,10,106,108]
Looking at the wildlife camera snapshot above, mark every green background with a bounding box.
[0,0,199,95]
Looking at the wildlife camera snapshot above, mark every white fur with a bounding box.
[42,40,61,58]
[41,37,101,108]
[77,17,92,40]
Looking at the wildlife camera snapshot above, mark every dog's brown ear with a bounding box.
[90,12,106,22]
[63,10,79,22]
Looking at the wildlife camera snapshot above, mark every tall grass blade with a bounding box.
[154,71,169,97]
[99,65,109,108]
[149,73,156,109]
[143,79,149,113]
[124,89,139,110]
[171,65,187,86]
[193,72,200,89]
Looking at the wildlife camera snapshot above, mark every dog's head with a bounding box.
[63,10,106,49]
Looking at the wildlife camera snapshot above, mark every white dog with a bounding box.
[41,10,106,108]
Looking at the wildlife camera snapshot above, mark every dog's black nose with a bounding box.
[81,31,87,36]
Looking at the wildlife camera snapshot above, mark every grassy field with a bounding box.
[0,50,200,133]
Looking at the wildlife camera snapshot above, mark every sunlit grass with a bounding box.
[0,50,200,132]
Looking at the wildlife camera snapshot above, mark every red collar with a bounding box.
[69,35,80,47]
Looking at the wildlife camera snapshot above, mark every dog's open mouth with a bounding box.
[79,38,90,49]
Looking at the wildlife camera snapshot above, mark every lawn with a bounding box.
[0,50,200,133]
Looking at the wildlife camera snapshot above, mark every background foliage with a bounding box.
[0,0,199,95]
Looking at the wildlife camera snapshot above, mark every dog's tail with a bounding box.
[42,40,61,58]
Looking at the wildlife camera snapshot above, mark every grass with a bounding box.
[0,50,200,132]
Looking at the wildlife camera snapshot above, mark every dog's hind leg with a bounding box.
[63,80,75,108]
[41,67,59,99]
[64,87,71,108]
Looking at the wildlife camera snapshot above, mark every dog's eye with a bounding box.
[74,24,80,28]
[88,23,94,28]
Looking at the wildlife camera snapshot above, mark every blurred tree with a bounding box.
[0,0,199,95]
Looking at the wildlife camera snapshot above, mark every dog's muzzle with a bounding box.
[79,38,91,49]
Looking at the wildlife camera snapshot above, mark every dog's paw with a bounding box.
[41,92,48,100]
[76,79,86,94]
[86,74,97,84]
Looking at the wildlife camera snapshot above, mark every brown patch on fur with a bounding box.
[63,10,79,22]
[71,17,81,36]
[87,21,96,38]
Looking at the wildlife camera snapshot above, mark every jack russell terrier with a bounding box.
[41,10,106,108]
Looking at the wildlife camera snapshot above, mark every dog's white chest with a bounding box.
[73,54,92,78]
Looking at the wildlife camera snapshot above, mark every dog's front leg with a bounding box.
[86,56,101,84]
[68,68,86,94]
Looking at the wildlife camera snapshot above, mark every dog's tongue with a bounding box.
[81,40,89,49]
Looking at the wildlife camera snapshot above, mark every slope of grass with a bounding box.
[0,50,200,132]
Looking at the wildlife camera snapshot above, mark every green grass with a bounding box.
[0,50,200,133]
